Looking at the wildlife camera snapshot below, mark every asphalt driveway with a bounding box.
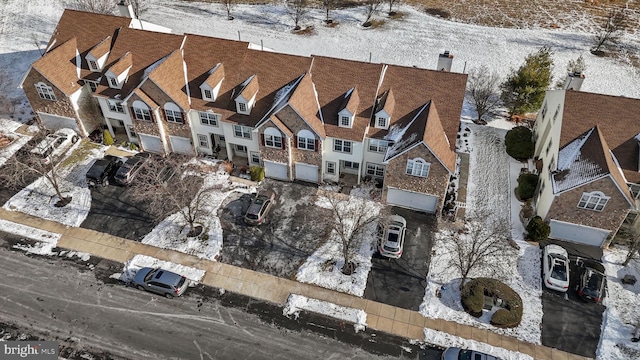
[363,207,436,311]
[540,239,605,358]
[81,180,157,241]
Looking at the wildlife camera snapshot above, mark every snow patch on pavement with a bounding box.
[283,294,367,332]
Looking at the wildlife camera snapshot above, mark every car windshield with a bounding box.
[254,197,266,205]
[458,350,473,360]
[551,257,568,281]
[143,268,157,282]
[177,277,186,288]
[587,271,603,290]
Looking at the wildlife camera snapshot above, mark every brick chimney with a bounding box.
[117,0,136,19]
[564,71,585,91]
[436,50,453,72]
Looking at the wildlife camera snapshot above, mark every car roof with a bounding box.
[154,268,185,286]
[545,244,568,257]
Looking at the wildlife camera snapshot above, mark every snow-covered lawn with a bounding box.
[0,218,60,255]
[0,119,37,167]
[112,254,206,285]
[141,162,255,260]
[420,123,543,347]
[284,294,368,333]
[295,188,381,297]
[599,249,640,359]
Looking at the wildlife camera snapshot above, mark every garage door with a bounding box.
[264,160,288,180]
[169,136,193,155]
[549,220,609,248]
[387,187,438,213]
[139,134,163,154]
[37,112,78,132]
[295,163,318,183]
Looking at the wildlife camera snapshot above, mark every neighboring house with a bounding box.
[533,89,640,247]
[21,10,467,215]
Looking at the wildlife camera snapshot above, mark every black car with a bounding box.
[86,155,122,187]
[114,152,151,185]
[577,266,606,303]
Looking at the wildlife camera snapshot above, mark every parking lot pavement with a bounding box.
[540,239,605,358]
[81,181,157,241]
[363,207,436,311]
[217,179,333,278]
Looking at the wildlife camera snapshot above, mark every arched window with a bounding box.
[132,100,152,121]
[264,127,282,148]
[578,191,609,211]
[406,158,430,177]
[164,102,182,123]
[297,129,315,151]
[35,82,56,101]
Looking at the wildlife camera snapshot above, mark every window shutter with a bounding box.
[314,139,319,152]
[181,111,186,124]
[294,136,298,148]
[261,134,265,146]
[282,138,286,150]
[129,107,136,121]
[150,111,155,123]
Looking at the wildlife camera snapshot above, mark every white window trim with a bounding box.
[107,76,119,88]
[326,161,336,174]
[578,191,610,212]
[108,100,124,113]
[127,125,136,138]
[238,102,247,112]
[369,139,388,153]
[265,134,282,148]
[197,134,208,148]
[343,161,359,170]
[35,83,56,101]
[250,151,260,164]
[133,107,152,121]
[340,116,351,127]
[199,112,219,126]
[333,139,352,153]
[366,163,385,177]
[376,116,389,129]
[88,59,99,71]
[233,125,251,139]
[165,109,182,123]
[202,88,213,101]
[406,158,430,177]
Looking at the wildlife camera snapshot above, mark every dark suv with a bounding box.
[577,266,606,303]
[132,267,189,298]
[86,155,122,187]
[114,152,150,185]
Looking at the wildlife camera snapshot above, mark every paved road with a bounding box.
[364,208,436,311]
[0,234,442,359]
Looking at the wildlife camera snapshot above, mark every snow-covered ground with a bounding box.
[284,294,368,333]
[113,254,206,284]
[1,1,640,359]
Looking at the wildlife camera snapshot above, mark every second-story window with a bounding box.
[133,107,151,121]
[264,127,282,148]
[369,139,388,153]
[578,191,609,212]
[297,130,315,151]
[334,139,352,153]
[35,82,56,101]
[108,100,124,113]
[406,158,430,177]
[165,109,182,123]
[234,125,251,139]
[199,112,219,126]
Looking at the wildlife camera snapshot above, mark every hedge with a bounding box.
[505,126,534,160]
[516,173,538,200]
[526,216,550,241]
[461,278,523,328]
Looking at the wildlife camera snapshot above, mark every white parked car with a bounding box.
[30,128,79,165]
[378,215,407,259]
[543,244,570,292]
[441,347,500,360]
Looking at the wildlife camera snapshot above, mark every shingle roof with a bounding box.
[376,88,395,117]
[239,75,259,100]
[109,52,132,75]
[87,36,112,60]
[340,87,359,116]
[310,56,382,141]
[202,63,225,89]
[146,50,190,110]
[132,88,159,109]
[287,73,325,138]
[370,64,467,150]
[32,38,81,96]
[94,27,184,99]
[553,126,634,204]
[561,90,640,184]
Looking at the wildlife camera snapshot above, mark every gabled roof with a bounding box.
[560,90,640,184]
[225,49,312,126]
[310,56,382,141]
[87,36,112,60]
[339,87,359,116]
[131,88,159,110]
[181,34,250,112]
[287,73,325,138]
[32,38,81,96]
[146,50,190,110]
[376,88,395,116]
[384,101,455,173]
[94,27,184,99]
[202,63,224,89]
[370,64,467,150]
[238,75,259,100]
[109,52,132,75]
[553,126,634,204]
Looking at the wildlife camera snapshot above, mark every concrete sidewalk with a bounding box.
[0,208,590,360]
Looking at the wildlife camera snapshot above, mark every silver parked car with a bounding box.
[30,128,79,165]
[132,267,189,299]
[244,190,276,225]
[378,215,407,259]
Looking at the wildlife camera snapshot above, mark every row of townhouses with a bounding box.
[21,7,640,249]
[20,8,467,215]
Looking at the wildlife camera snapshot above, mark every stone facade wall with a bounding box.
[140,81,192,139]
[546,176,630,234]
[24,69,79,124]
[128,93,160,137]
[384,145,451,204]
[258,119,290,165]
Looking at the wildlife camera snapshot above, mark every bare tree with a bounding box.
[285,0,309,30]
[321,0,337,23]
[362,0,382,26]
[387,0,401,15]
[321,187,387,274]
[130,155,227,237]
[0,132,77,206]
[466,65,502,124]
[592,8,628,54]
[439,214,517,290]
[66,0,117,14]
[222,0,236,20]
[31,33,44,57]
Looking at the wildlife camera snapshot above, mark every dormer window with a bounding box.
[263,127,283,149]
[340,116,351,127]
[88,60,99,71]
[376,116,389,129]
[35,82,56,101]
[108,76,119,88]
[202,89,213,101]
[238,102,247,113]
